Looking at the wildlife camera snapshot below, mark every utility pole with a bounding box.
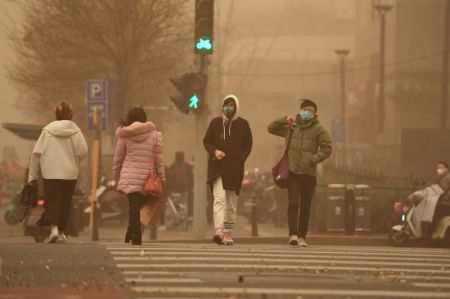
[441,0,450,130]
[335,49,350,121]
[374,4,393,133]
[192,54,209,239]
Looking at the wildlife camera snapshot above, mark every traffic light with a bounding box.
[169,73,206,114]
[195,0,214,54]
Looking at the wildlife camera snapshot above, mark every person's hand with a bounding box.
[215,150,226,160]
[287,116,296,126]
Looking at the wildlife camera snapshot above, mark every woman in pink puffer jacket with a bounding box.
[113,106,165,245]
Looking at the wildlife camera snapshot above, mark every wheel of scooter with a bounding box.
[388,229,409,246]
[4,209,21,225]
[34,233,46,243]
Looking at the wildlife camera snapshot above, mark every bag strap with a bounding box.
[286,129,294,151]
[151,134,159,176]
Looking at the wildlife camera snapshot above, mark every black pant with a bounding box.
[43,179,77,232]
[128,192,146,231]
[287,172,316,238]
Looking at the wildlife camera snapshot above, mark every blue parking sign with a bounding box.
[86,80,107,102]
[86,79,108,131]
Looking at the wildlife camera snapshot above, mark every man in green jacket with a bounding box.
[268,99,332,247]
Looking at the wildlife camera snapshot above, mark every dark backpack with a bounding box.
[20,181,38,208]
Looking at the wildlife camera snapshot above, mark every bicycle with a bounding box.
[164,192,189,231]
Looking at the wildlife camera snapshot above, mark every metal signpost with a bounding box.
[86,79,108,241]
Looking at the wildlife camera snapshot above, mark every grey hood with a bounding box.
[44,120,82,138]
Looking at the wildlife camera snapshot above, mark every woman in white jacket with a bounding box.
[29,101,88,243]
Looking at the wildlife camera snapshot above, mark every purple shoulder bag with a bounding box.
[272,129,293,188]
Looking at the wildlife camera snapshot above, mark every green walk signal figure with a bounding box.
[189,95,200,110]
[169,73,206,114]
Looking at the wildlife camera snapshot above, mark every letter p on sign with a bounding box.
[86,80,107,102]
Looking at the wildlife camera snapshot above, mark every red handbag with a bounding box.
[144,174,163,194]
[144,142,163,195]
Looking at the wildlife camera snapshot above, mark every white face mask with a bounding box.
[437,168,447,176]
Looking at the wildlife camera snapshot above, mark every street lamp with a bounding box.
[440,0,450,129]
[374,4,393,133]
[335,49,351,120]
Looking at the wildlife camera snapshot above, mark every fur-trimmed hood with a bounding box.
[116,121,156,142]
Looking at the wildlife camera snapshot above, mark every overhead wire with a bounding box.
[221,50,449,78]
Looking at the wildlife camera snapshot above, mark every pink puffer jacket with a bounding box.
[113,121,165,194]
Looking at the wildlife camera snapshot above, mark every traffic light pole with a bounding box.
[192,54,209,239]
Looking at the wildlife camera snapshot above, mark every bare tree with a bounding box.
[7,0,191,130]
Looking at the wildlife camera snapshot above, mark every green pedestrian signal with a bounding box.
[189,95,200,109]
[169,73,206,114]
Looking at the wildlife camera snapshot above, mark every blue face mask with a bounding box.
[223,105,235,114]
[299,110,315,121]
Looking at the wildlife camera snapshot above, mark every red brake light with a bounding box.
[37,199,44,206]
[393,202,404,214]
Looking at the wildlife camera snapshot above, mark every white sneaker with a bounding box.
[57,233,67,243]
[223,229,234,246]
[48,226,59,243]
[299,237,308,247]
[289,235,298,246]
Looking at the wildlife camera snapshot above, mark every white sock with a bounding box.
[51,226,58,235]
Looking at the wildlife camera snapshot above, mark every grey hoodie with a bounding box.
[29,120,88,182]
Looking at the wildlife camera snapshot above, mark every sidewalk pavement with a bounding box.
[0,213,389,246]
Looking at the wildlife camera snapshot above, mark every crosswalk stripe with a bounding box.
[124,278,202,283]
[115,262,450,275]
[109,250,450,263]
[411,282,450,289]
[113,256,450,268]
[389,275,450,282]
[120,271,172,276]
[105,245,450,258]
[130,286,450,298]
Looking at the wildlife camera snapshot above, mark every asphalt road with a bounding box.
[1,239,450,299]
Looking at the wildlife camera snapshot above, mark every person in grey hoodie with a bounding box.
[29,101,88,243]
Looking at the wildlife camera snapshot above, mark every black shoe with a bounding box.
[131,229,142,245]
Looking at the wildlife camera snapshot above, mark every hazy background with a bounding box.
[1,0,449,184]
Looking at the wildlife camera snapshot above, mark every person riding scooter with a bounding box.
[407,183,443,238]
[437,161,450,193]
[431,189,450,233]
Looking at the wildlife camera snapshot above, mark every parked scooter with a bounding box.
[389,201,450,246]
[83,176,127,226]
[4,191,25,225]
